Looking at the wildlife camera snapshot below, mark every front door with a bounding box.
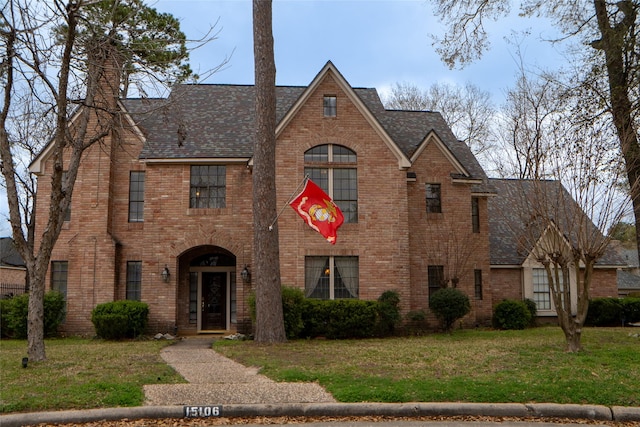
[201,272,226,330]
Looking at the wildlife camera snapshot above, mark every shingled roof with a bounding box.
[0,237,25,268]
[121,67,493,191]
[488,178,625,267]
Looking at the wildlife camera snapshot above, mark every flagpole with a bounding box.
[268,174,309,231]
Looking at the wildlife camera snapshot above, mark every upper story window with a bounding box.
[190,165,226,209]
[128,171,145,222]
[425,183,442,213]
[323,95,337,117]
[471,197,480,232]
[304,144,357,223]
[62,172,71,222]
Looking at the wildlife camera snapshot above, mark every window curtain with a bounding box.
[305,257,326,297]
[335,257,358,298]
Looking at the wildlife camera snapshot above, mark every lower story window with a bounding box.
[533,267,567,311]
[533,268,552,310]
[428,265,444,299]
[51,261,68,299]
[305,256,358,299]
[126,261,142,301]
[474,269,483,300]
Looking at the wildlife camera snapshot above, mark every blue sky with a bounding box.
[158,0,563,99]
[0,0,563,237]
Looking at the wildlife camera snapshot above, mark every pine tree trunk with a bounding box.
[252,0,286,343]
[592,0,640,261]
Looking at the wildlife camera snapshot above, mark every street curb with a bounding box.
[2,403,639,427]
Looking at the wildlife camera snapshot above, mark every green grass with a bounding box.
[1,328,638,414]
[214,327,640,407]
[0,338,185,413]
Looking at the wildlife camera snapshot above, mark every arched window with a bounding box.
[304,144,357,223]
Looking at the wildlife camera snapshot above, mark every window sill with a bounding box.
[187,208,226,216]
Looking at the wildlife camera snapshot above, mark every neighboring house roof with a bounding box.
[610,242,639,268]
[617,270,640,290]
[0,237,26,268]
[121,61,493,194]
[488,178,625,267]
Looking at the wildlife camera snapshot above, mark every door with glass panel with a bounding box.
[201,272,226,330]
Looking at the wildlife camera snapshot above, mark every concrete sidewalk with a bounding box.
[143,336,336,405]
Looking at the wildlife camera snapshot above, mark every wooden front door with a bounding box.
[201,272,226,330]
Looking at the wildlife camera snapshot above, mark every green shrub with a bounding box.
[0,292,66,339]
[523,298,537,326]
[404,309,428,335]
[300,299,330,338]
[324,299,378,339]
[586,298,624,326]
[43,291,66,336]
[300,299,378,339]
[247,286,306,339]
[91,300,148,340]
[281,286,305,339]
[429,287,471,333]
[376,290,401,336]
[621,297,640,324]
[492,299,532,330]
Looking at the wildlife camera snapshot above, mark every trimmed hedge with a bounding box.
[0,291,66,339]
[91,300,149,340]
[493,299,532,330]
[300,298,378,339]
[586,297,640,326]
[250,287,398,340]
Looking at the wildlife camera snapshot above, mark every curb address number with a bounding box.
[183,405,222,418]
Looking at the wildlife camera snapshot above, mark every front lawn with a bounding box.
[215,327,640,407]
[0,338,184,413]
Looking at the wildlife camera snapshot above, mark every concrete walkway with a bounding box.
[143,336,336,406]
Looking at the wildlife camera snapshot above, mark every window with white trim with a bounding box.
[533,267,567,311]
[304,144,357,223]
[305,256,358,299]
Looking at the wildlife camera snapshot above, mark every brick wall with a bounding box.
[277,74,411,312]
[35,69,498,334]
[407,139,493,326]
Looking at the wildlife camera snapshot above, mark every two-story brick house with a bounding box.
[30,61,498,334]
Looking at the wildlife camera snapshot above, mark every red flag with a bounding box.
[290,178,344,244]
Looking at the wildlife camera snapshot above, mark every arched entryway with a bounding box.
[178,246,237,333]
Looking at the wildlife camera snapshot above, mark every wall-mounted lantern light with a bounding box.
[161,265,170,283]
[240,265,251,283]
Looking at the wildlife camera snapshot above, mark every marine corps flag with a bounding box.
[290,178,344,244]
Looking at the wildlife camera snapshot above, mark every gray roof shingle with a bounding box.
[488,178,625,267]
[122,82,492,195]
[0,237,25,268]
